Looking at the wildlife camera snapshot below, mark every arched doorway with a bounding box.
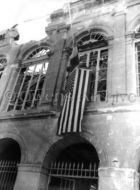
[0,138,21,190]
[45,137,99,190]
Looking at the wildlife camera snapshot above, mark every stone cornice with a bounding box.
[47,0,120,29]
[0,110,57,121]
[85,103,140,115]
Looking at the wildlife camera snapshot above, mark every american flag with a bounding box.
[57,67,90,135]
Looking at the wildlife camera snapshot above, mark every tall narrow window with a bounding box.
[77,31,108,102]
[7,46,49,111]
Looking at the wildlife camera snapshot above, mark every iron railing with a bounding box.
[0,160,18,190]
[48,162,98,179]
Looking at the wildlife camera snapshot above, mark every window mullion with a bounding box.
[94,50,100,101]
[38,64,47,106]
[13,68,27,110]
[86,52,90,67]
[21,65,37,110]
[31,63,44,108]
[7,67,21,111]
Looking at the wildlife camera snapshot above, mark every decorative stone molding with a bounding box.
[0,28,19,47]
[18,163,42,173]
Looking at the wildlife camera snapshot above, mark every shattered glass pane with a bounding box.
[88,72,95,101]
[89,51,98,68]
[86,49,108,102]
[25,47,50,60]
[8,60,48,111]
[79,54,87,67]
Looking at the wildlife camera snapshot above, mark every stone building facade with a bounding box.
[0,0,140,190]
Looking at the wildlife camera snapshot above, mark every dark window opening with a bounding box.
[0,138,21,190]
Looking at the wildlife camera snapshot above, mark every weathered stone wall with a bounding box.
[0,0,140,190]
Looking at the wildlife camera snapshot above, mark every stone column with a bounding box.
[98,167,139,190]
[0,63,19,111]
[126,33,137,95]
[106,37,114,100]
[111,11,126,94]
[38,169,50,190]
[41,24,69,108]
[14,163,42,190]
[53,47,71,107]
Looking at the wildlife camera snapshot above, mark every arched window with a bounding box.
[77,31,108,102]
[23,46,50,60]
[7,46,50,111]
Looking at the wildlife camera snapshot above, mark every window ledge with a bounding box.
[85,101,140,114]
[0,108,57,120]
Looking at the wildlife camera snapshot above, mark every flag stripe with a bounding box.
[71,69,81,132]
[77,69,87,132]
[65,93,72,133]
[67,68,79,132]
[58,94,68,134]
[79,69,90,129]
[59,69,77,134]
[65,69,77,133]
[73,69,84,132]
[57,68,90,135]
[63,93,71,133]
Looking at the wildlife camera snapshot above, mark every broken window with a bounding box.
[78,32,108,102]
[7,47,49,111]
[0,56,7,78]
[23,46,50,60]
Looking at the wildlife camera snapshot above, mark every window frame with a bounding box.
[7,47,49,112]
[79,46,108,102]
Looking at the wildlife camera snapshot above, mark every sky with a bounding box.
[0,0,69,43]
